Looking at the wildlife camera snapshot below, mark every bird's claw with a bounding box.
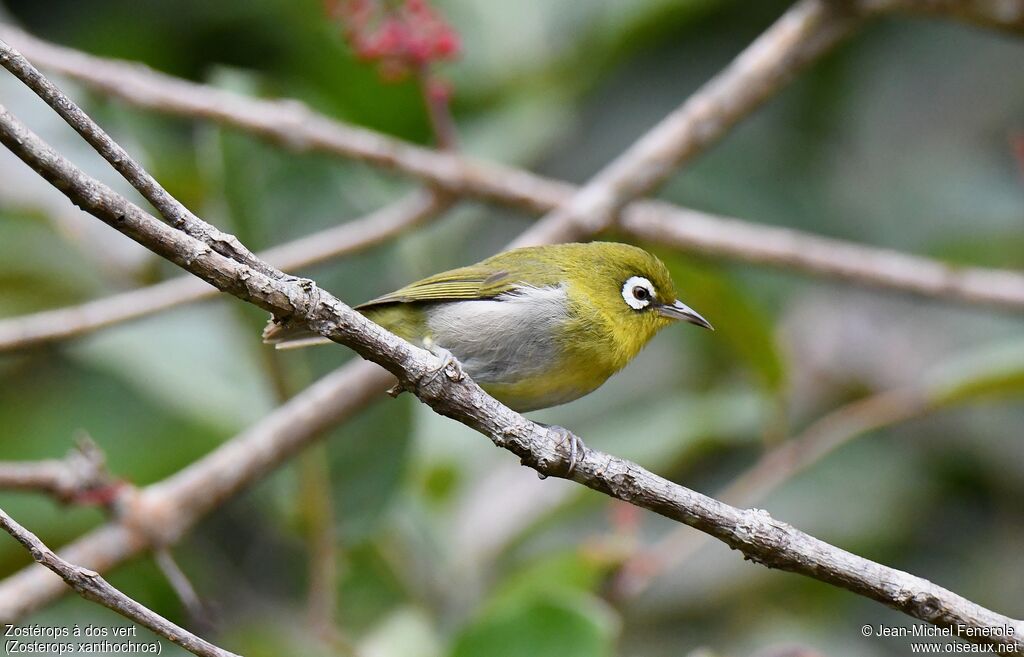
[537,424,587,479]
[390,343,464,398]
[420,343,465,389]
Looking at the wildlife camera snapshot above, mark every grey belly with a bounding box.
[423,287,568,385]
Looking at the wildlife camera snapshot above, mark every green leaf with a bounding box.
[450,592,617,657]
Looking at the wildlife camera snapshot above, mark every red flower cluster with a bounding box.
[326,0,461,84]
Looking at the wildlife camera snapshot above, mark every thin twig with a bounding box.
[619,203,1024,309]
[2,24,1023,310]
[0,190,448,352]
[8,0,1024,638]
[153,549,209,630]
[416,66,458,151]
[0,435,115,504]
[511,0,863,247]
[0,39,273,279]
[0,359,392,621]
[0,98,1021,650]
[0,507,242,657]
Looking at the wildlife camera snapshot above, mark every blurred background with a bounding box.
[0,0,1022,655]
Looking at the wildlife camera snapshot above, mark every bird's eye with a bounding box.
[622,276,655,310]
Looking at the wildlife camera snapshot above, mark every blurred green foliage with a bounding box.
[0,1,1022,656]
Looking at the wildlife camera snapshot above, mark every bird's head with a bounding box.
[565,242,712,364]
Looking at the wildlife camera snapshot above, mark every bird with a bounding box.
[263,241,712,472]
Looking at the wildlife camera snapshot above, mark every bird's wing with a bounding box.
[355,266,517,309]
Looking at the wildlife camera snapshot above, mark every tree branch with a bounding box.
[2,21,1023,310]
[0,358,392,621]
[614,389,927,598]
[0,507,242,657]
[0,190,448,352]
[620,203,1024,308]
[0,435,114,504]
[0,90,1021,651]
[0,39,275,279]
[511,0,863,247]
[615,349,1024,598]
[153,548,209,628]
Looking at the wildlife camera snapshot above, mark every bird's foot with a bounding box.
[419,341,465,389]
[536,424,587,479]
[390,342,465,398]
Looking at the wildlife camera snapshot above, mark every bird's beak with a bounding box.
[657,300,714,330]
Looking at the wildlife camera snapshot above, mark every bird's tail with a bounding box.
[261,320,332,350]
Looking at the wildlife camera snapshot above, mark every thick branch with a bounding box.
[2,23,1022,310]
[617,334,1024,597]
[0,190,448,352]
[0,96,1021,650]
[615,389,928,597]
[0,508,241,657]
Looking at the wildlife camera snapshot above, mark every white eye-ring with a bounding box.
[622,276,656,310]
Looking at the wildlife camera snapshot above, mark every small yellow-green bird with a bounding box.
[264,242,712,415]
